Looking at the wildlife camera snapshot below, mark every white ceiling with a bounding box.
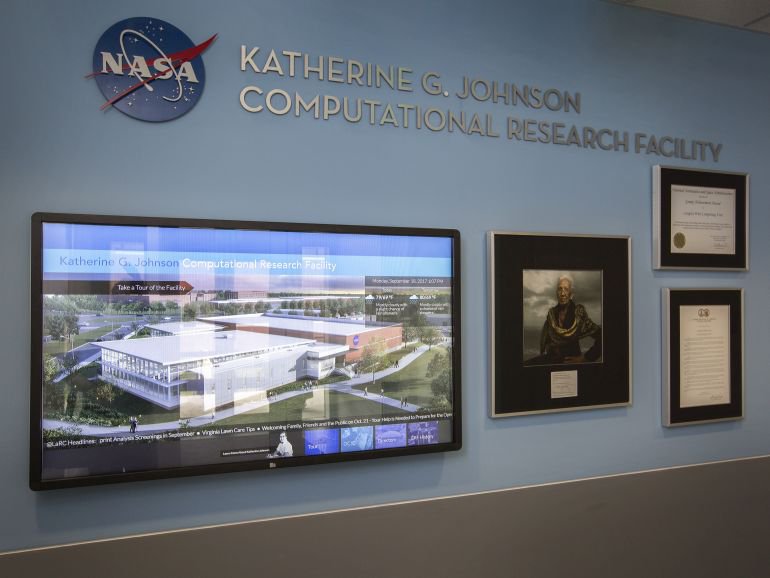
[612,0,770,34]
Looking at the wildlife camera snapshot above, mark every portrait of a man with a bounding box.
[522,270,602,366]
[269,431,294,458]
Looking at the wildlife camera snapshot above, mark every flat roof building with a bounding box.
[94,330,344,410]
[198,313,402,361]
[145,320,221,337]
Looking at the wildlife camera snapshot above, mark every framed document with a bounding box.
[653,166,748,270]
[489,232,631,417]
[662,288,743,426]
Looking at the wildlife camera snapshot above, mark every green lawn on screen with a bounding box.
[215,390,409,427]
[353,347,443,407]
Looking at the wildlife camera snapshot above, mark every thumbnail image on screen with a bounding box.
[30,213,460,489]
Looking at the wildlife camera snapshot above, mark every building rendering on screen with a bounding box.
[94,313,402,411]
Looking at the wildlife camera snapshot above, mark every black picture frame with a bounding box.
[662,288,743,426]
[489,232,631,417]
[653,166,748,270]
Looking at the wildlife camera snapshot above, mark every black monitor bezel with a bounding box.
[30,212,462,490]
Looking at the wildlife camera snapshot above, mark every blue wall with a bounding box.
[2,0,768,552]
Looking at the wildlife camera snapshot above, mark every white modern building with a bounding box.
[94,330,347,410]
[145,320,221,337]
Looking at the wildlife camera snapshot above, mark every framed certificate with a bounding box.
[653,166,748,270]
[662,288,743,426]
[489,232,631,417]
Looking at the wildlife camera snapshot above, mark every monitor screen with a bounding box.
[30,213,461,489]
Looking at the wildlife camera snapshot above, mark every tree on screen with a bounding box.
[358,342,387,384]
[427,347,452,408]
[96,381,118,407]
[420,326,441,350]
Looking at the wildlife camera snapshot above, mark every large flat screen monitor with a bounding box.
[30,213,461,489]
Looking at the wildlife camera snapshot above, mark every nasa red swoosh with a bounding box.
[88,33,217,110]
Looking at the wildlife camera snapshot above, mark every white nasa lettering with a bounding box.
[99,53,199,84]
[127,56,152,79]
[176,62,199,83]
[153,58,174,80]
[93,18,213,121]
[101,52,123,74]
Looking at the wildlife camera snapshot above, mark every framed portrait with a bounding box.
[489,232,631,417]
[662,288,743,426]
[653,166,748,270]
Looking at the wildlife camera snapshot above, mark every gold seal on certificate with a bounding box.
[670,184,735,255]
[653,166,748,270]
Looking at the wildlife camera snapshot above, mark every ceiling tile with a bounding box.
[746,14,770,31]
[625,0,770,28]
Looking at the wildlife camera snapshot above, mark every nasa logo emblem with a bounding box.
[90,17,216,122]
